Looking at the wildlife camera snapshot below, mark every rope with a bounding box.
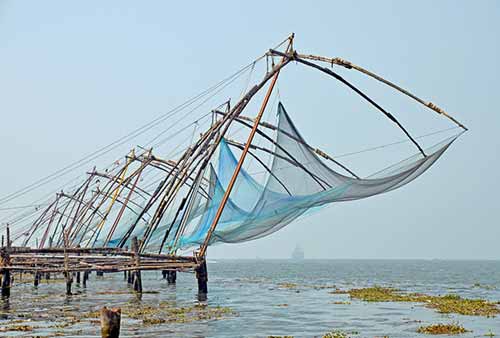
[0,61,258,208]
[0,35,293,216]
[335,126,460,159]
[246,127,462,177]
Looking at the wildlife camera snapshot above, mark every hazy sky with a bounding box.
[1,1,499,259]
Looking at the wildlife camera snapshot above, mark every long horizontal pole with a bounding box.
[297,53,468,131]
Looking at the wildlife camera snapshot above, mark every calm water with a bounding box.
[1,259,499,337]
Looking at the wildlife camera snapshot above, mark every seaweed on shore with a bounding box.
[82,302,235,325]
[322,330,350,338]
[277,282,298,289]
[0,324,34,332]
[331,286,500,317]
[416,322,469,335]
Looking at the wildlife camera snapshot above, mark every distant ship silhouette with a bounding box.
[291,244,304,260]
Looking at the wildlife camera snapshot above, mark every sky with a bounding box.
[0,1,499,259]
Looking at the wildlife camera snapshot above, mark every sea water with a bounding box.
[0,259,499,337]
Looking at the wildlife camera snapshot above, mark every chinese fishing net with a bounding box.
[166,102,459,250]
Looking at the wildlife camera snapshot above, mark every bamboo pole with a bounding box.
[198,38,292,258]
[131,237,142,292]
[1,226,11,296]
[271,49,427,157]
[295,53,468,131]
[104,156,149,247]
[63,231,72,295]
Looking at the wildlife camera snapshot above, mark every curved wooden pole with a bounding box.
[198,44,290,258]
[270,49,427,158]
[296,53,467,131]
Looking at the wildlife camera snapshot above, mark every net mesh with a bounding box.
[173,103,457,249]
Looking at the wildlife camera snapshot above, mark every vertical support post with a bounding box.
[131,237,142,293]
[46,236,53,280]
[100,306,121,338]
[167,270,176,284]
[162,270,167,279]
[63,231,72,295]
[76,245,81,285]
[83,270,88,288]
[1,226,11,297]
[124,246,129,282]
[197,38,292,259]
[195,261,208,299]
[34,272,40,287]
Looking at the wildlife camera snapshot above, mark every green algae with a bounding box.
[0,324,34,332]
[322,330,350,338]
[278,282,298,289]
[473,283,497,290]
[333,286,500,317]
[81,302,235,326]
[417,323,469,335]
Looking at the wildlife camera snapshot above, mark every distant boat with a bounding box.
[291,245,304,260]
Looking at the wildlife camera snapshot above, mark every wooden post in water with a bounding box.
[63,231,72,295]
[162,270,167,279]
[131,237,142,293]
[127,245,133,285]
[83,270,88,288]
[46,236,53,280]
[34,272,40,287]
[100,306,121,338]
[0,226,11,297]
[123,246,128,281]
[195,261,207,299]
[127,270,132,284]
[76,245,81,285]
[167,270,176,284]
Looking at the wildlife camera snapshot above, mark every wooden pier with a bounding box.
[0,225,205,296]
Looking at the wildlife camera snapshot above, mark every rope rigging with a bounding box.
[1,34,466,257]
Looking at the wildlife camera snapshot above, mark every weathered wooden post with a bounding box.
[123,246,128,281]
[0,226,11,297]
[167,270,176,284]
[76,245,81,285]
[34,272,40,287]
[83,270,90,288]
[162,270,167,279]
[100,306,121,338]
[127,246,133,285]
[46,237,53,280]
[195,260,208,299]
[63,231,72,295]
[127,270,132,284]
[131,237,142,293]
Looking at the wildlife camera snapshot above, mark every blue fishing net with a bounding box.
[173,103,457,249]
